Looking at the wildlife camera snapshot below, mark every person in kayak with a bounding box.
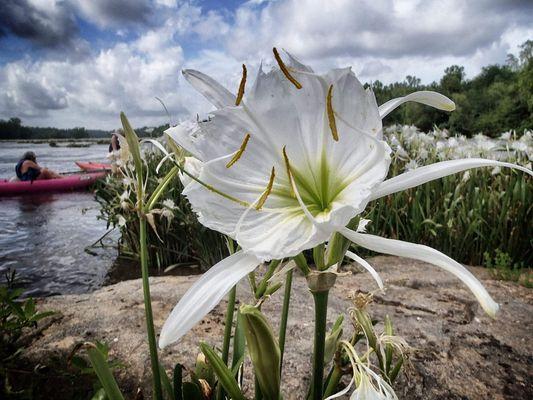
[109,130,121,152]
[15,151,62,181]
[108,130,123,173]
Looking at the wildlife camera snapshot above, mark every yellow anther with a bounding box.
[255,167,275,210]
[282,146,295,197]
[273,47,302,89]
[226,133,251,168]
[235,64,247,106]
[327,85,339,141]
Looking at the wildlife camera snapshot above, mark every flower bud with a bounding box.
[324,315,344,364]
[240,305,280,400]
[195,352,214,385]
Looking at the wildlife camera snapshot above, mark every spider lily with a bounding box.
[159,50,532,348]
[324,341,398,400]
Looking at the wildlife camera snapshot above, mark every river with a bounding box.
[0,141,117,297]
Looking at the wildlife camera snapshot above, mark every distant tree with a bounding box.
[440,65,465,95]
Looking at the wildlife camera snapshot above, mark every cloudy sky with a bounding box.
[0,0,531,129]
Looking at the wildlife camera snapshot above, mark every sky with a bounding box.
[0,0,531,130]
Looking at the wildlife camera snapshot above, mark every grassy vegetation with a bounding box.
[365,126,532,269]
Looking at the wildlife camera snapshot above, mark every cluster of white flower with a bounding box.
[385,125,533,172]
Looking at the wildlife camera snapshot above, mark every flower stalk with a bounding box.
[216,285,236,400]
[121,112,163,400]
[278,269,293,372]
[310,289,329,400]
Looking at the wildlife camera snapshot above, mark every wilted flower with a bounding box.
[159,50,532,348]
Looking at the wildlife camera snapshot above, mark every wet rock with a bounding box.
[23,256,532,399]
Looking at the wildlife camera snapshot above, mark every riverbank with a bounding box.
[15,256,532,399]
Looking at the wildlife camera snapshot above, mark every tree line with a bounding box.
[1,40,531,140]
[370,40,532,136]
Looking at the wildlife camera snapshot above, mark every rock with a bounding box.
[22,256,532,399]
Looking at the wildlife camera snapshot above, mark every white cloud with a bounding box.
[0,0,531,128]
[0,29,187,128]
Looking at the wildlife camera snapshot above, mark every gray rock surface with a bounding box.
[26,256,532,399]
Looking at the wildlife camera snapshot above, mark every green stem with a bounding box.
[140,217,163,400]
[323,365,342,398]
[255,259,281,298]
[216,285,237,400]
[278,269,293,373]
[311,290,329,400]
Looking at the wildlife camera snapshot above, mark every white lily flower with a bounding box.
[117,215,127,227]
[159,50,533,348]
[162,199,176,209]
[404,160,418,171]
[325,340,398,400]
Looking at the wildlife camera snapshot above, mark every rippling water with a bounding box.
[0,141,117,296]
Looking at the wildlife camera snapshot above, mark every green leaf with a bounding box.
[30,310,56,322]
[231,310,246,373]
[120,112,143,174]
[159,364,175,400]
[91,388,107,400]
[146,166,179,211]
[384,315,393,374]
[324,315,343,364]
[86,346,125,400]
[181,382,203,400]
[199,343,246,400]
[240,305,281,400]
[389,358,404,383]
[173,364,183,400]
[23,298,36,316]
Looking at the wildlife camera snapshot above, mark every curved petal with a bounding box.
[182,69,236,109]
[159,251,261,348]
[379,91,455,119]
[340,228,499,317]
[345,250,384,290]
[370,158,533,200]
[179,156,203,188]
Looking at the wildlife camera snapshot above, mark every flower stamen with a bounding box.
[226,133,251,168]
[273,47,302,89]
[255,167,276,210]
[327,85,339,141]
[282,145,295,196]
[235,64,247,106]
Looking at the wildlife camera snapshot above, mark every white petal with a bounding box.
[158,251,261,348]
[340,229,499,317]
[182,69,236,109]
[179,157,203,188]
[345,250,384,290]
[370,158,533,200]
[324,378,354,400]
[379,91,455,119]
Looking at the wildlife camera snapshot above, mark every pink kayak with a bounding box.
[0,172,106,197]
[75,161,112,171]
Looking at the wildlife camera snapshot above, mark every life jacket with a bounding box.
[15,159,24,179]
[15,159,40,181]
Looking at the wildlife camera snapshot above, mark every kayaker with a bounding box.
[109,130,122,153]
[107,130,123,173]
[15,151,62,181]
